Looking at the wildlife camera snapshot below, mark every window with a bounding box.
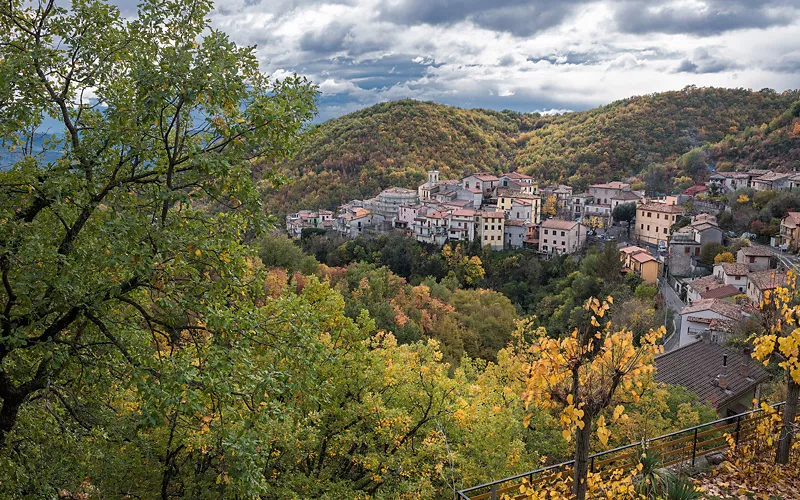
[749,256,755,263]
[647,212,652,217]
[544,239,547,243]
[684,247,690,254]
[641,224,644,230]
[490,235,494,241]
[491,225,495,230]
[694,247,700,256]
[484,225,488,230]
[544,229,549,235]
[484,235,488,240]
[663,227,667,234]
[561,231,565,237]
[647,225,650,231]
[656,213,660,219]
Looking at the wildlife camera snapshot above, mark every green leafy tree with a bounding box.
[0,0,315,448]
[612,202,637,238]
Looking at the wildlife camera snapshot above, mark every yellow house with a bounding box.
[497,188,541,223]
[780,212,800,251]
[619,246,659,285]
[634,202,685,246]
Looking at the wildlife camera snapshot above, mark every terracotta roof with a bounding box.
[632,252,658,263]
[682,185,709,196]
[680,298,744,320]
[512,199,532,206]
[451,209,476,217]
[502,172,533,180]
[469,173,499,181]
[738,246,774,257]
[717,263,749,276]
[613,191,643,201]
[701,284,741,299]
[748,269,788,291]
[708,318,738,333]
[480,211,505,219]
[686,316,713,324]
[497,188,537,199]
[691,222,720,232]
[655,340,769,409]
[541,219,579,230]
[620,246,648,254]
[755,171,790,182]
[466,188,482,193]
[782,212,800,227]
[638,202,685,214]
[505,219,526,226]
[688,275,726,294]
[590,181,630,189]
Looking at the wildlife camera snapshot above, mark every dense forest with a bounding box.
[2,0,799,498]
[267,89,800,215]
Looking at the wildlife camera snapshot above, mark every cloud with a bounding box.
[99,0,800,121]
[673,47,741,73]
[613,0,798,35]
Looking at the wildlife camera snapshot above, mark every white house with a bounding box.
[462,173,499,196]
[678,299,747,348]
[713,262,749,293]
[539,219,587,256]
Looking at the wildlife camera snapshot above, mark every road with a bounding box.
[659,279,684,352]
[751,242,800,272]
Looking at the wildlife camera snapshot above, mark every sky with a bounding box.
[114,0,800,121]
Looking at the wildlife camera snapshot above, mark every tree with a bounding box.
[543,195,558,217]
[699,242,727,266]
[752,271,800,464]
[612,202,637,238]
[520,297,664,500]
[714,251,736,264]
[0,0,316,446]
[257,233,319,275]
[442,243,485,286]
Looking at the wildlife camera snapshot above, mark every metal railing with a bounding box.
[456,401,786,500]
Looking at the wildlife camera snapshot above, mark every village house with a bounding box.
[539,219,587,256]
[634,202,685,246]
[499,172,537,194]
[396,204,429,231]
[619,246,658,285]
[706,171,751,192]
[477,211,505,250]
[681,185,709,197]
[779,212,800,251]
[447,209,477,242]
[751,171,792,191]
[737,246,774,271]
[689,214,724,246]
[497,188,541,223]
[667,230,702,277]
[686,275,729,303]
[746,269,788,304]
[462,173,499,196]
[364,187,419,229]
[655,340,768,416]
[714,262,749,293]
[570,193,593,219]
[285,209,334,238]
[677,298,748,348]
[503,220,529,249]
[335,207,373,239]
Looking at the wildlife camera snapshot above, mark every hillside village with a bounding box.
[287,167,800,418]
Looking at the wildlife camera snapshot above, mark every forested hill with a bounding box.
[266,87,800,215]
[674,99,800,174]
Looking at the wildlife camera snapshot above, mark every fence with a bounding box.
[456,401,786,500]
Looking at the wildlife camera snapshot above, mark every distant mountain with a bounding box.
[262,87,799,215]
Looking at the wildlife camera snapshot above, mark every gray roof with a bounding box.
[655,341,769,410]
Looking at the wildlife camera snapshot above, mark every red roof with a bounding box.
[682,185,709,196]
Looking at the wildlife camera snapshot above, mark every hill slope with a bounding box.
[677,99,800,174]
[266,87,800,214]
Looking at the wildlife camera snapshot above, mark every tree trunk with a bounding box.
[777,377,799,464]
[0,395,24,447]
[573,413,592,500]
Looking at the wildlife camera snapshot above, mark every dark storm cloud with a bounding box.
[613,0,798,35]
[673,48,741,73]
[299,21,353,53]
[377,0,591,36]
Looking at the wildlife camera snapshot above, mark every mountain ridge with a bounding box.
[265,86,800,215]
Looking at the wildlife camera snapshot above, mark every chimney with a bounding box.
[740,346,752,379]
[716,355,729,390]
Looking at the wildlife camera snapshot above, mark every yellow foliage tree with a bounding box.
[543,195,559,217]
[752,271,800,463]
[737,193,750,204]
[714,251,736,264]
[519,297,664,500]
